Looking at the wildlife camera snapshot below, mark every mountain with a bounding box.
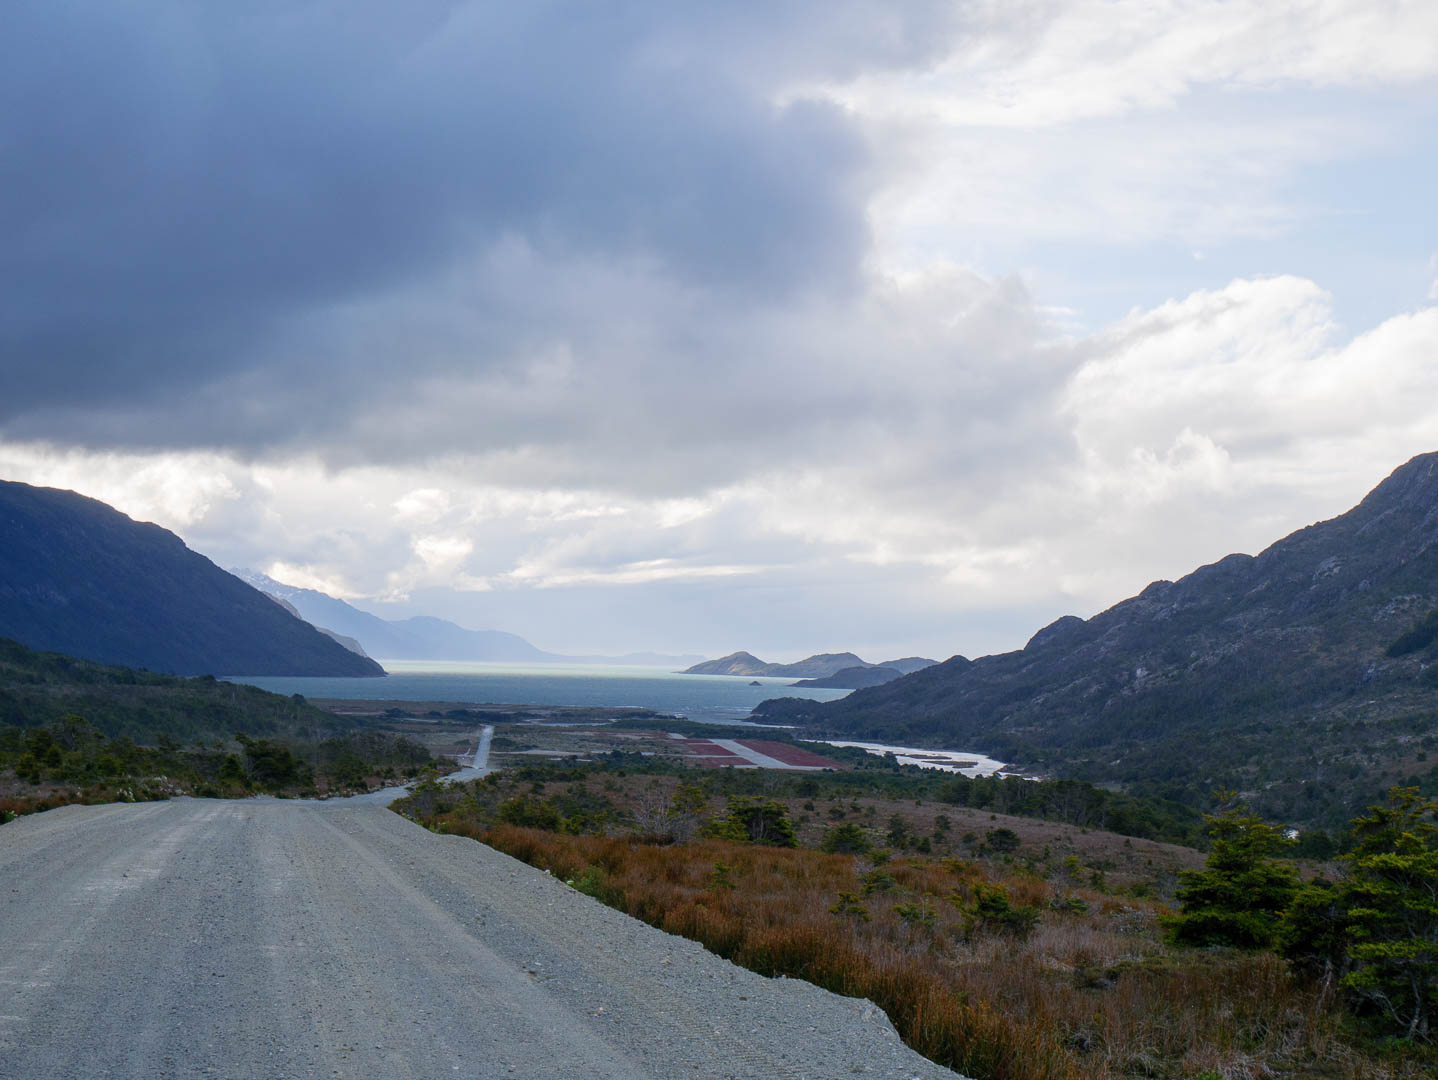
[681,651,770,675]
[789,657,938,688]
[682,651,874,678]
[0,481,383,678]
[233,571,548,661]
[754,453,1438,829]
[262,593,372,657]
[791,665,904,689]
[234,570,703,667]
[880,657,940,675]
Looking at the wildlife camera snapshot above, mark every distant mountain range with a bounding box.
[682,651,937,683]
[0,481,382,677]
[261,593,372,657]
[232,570,704,667]
[755,452,1438,830]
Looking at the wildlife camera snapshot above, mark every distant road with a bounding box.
[0,800,963,1080]
[468,723,494,769]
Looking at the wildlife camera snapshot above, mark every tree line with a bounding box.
[1168,787,1438,1042]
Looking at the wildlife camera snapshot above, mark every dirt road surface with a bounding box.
[0,799,965,1079]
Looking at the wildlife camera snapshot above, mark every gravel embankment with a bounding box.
[0,799,966,1079]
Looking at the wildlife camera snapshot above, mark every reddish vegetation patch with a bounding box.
[669,737,843,770]
[674,740,747,768]
[736,740,843,768]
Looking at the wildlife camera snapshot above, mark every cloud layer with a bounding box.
[2,2,1435,659]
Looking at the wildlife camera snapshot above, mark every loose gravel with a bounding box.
[0,799,967,1079]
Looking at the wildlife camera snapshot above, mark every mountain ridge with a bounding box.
[0,481,383,678]
[791,665,905,689]
[754,452,1438,828]
[234,570,703,667]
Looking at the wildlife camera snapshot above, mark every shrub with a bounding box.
[496,795,563,831]
[960,882,1041,939]
[820,822,870,855]
[985,827,1022,853]
[701,796,798,847]
[829,890,870,922]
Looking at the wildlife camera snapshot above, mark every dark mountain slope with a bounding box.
[0,481,383,677]
[756,452,1438,828]
[791,665,904,689]
[262,592,372,657]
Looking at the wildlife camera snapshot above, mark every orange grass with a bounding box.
[474,824,1423,1080]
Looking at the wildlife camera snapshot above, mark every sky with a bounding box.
[3,1,1437,663]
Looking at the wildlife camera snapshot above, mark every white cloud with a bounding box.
[3,273,1433,657]
[505,559,761,589]
[2,3,1435,660]
[802,1,1438,129]
[393,488,452,524]
[1067,278,1438,467]
[0,444,242,529]
[263,561,360,599]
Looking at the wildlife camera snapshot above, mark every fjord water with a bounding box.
[228,660,852,725]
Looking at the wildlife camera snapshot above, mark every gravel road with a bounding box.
[0,799,966,1079]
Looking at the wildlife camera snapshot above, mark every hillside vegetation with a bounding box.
[0,639,435,816]
[0,637,352,744]
[758,452,1438,830]
[396,763,1435,1079]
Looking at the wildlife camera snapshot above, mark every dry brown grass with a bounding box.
[464,823,1427,1080]
[0,787,116,819]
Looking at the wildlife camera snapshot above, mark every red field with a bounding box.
[736,740,841,767]
[673,737,843,770]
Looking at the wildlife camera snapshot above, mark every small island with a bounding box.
[683,650,937,687]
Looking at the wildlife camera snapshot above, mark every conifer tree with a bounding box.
[1341,787,1438,1041]
[1167,805,1299,949]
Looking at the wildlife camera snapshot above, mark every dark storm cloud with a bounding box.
[1,1,957,440]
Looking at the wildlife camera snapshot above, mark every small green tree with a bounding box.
[829,890,870,922]
[820,822,871,855]
[1340,787,1438,1041]
[667,783,708,842]
[702,796,798,847]
[957,882,1040,939]
[984,827,1021,854]
[1166,806,1299,949]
